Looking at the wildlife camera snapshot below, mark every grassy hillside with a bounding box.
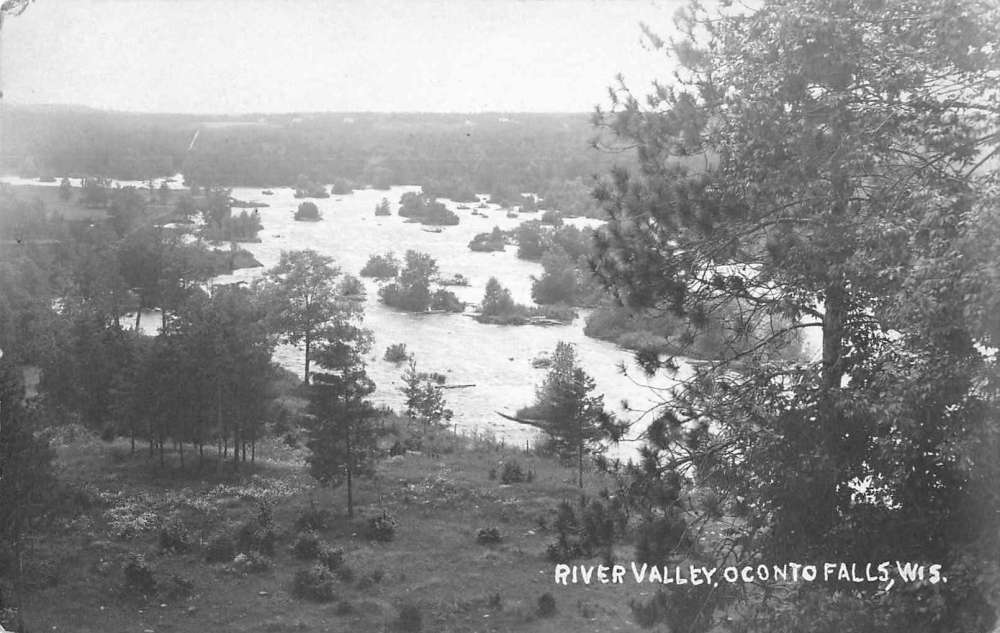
[17,418,648,633]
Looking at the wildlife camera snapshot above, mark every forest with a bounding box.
[0,0,998,632]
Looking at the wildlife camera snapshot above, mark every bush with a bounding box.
[292,565,337,602]
[360,251,399,279]
[158,517,191,553]
[537,592,557,618]
[293,531,322,560]
[236,504,276,556]
[205,533,237,564]
[468,227,506,252]
[318,544,344,571]
[540,209,564,226]
[476,527,502,545]
[339,274,364,297]
[397,603,423,632]
[122,553,156,596]
[294,201,321,221]
[365,510,398,542]
[384,343,410,363]
[431,289,464,313]
[232,551,273,574]
[294,500,330,532]
[499,460,529,484]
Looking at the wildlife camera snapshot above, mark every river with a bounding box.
[11,175,693,460]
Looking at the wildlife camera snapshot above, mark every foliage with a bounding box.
[294,201,321,221]
[540,209,563,226]
[305,310,377,517]
[536,593,556,618]
[292,531,323,560]
[293,175,328,199]
[499,460,531,484]
[365,510,398,542]
[531,248,578,305]
[476,527,502,545]
[359,251,399,279]
[521,342,624,486]
[383,343,410,363]
[338,274,364,298]
[202,209,262,242]
[261,249,347,383]
[468,226,506,252]
[374,197,392,216]
[158,517,192,553]
[400,359,453,425]
[430,288,464,313]
[378,250,438,312]
[591,0,1000,629]
[292,565,337,602]
[397,191,459,225]
[480,277,517,317]
[294,500,330,532]
[515,220,546,260]
[122,553,157,596]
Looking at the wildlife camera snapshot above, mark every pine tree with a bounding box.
[527,342,623,487]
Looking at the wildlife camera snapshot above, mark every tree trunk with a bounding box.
[346,419,354,518]
[303,331,311,384]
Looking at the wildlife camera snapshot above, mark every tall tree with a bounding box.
[306,317,377,518]
[593,0,1000,630]
[262,250,344,384]
[521,341,622,487]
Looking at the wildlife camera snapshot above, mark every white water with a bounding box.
[9,175,691,459]
[211,185,690,459]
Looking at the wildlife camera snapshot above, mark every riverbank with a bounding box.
[17,413,643,633]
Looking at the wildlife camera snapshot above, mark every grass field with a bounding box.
[13,417,652,633]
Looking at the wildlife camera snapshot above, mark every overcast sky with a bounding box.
[3,0,684,114]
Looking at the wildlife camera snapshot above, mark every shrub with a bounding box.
[468,227,506,252]
[537,592,557,618]
[292,565,337,602]
[294,500,329,532]
[384,343,410,363]
[294,201,321,221]
[122,553,156,596]
[540,209,564,226]
[232,551,273,574]
[339,274,364,297]
[499,460,527,484]
[431,289,464,313]
[397,603,423,632]
[236,504,276,556]
[158,517,191,553]
[292,531,322,560]
[476,527,502,545]
[365,510,398,542]
[360,251,399,279]
[204,533,236,564]
[317,544,344,571]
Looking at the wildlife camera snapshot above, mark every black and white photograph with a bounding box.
[0,0,997,631]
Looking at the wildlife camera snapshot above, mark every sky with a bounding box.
[2,0,685,114]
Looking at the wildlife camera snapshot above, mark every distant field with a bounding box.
[3,183,109,221]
